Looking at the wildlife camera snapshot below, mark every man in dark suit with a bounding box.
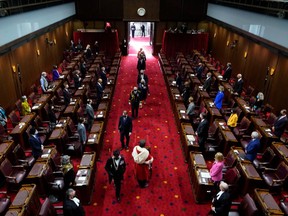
[137,70,148,85]
[233,73,243,95]
[96,78,104,108]
[105,149,126,202]
[209,181,231,216]
[223,62,232,81]
[244,131,261,162]
[63,84,71,107]
[203,72,212,93]
[196,63,204,80]
[100,67,107,89]
[181,81,191,106]
[196,112,209,152]
[118,110,133,150]
[131,23,136,38]
[29,127,43,159]
[85,99,94,132]
[63,188,85,216]
[129,87,141,118]
[273,109,288,138]
[141,24,145,37]
[137,54,146,73]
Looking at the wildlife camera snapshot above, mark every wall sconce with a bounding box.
[270,67,275,76]
[12,65,16,73]
[244,51,248,59]
[230,40,238,49]
[36,49,40,56]
[214,32,217,38]
[226,41,229,46]
[45,38,53,46]
[53,39,57,45]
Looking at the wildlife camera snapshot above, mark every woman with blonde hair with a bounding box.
[210,152,224,189]
[214,86,225,109]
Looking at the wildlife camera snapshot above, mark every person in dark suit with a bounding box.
[100,67,107,89]
[203,72,212,93]
[105,149,126,202]
[196,112,209,152]
[129,87,141,118]
[131,23,136,38]
[233,74,243,95]
[29,127,43,159]
[196,63,204,80]
[141,24,145,37]
[273,109,288,138]
[96,78,104,108]
[85,99,94,132]
[63,84,71,107]
[52,65,62,81]
[181,81,191,106]
[72,69,82,89]
[79,58,86,78]
[137,70,148,85]
[223,62,232,81]
[118,110,133,150]
[63,188,85,216]
[137,54,146,73]
[244,131,261,162]
[209,181,231,216]
[175,71,183,91]
[77,118,86,146]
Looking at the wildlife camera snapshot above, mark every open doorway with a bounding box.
[128,22,154,57]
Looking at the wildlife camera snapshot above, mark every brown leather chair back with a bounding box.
[0,159,13,176]
[276,162,288,180]
[39,198,57,216]
[239,193,258,216]
[8,111,20,127]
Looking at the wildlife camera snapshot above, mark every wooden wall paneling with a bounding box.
[0,54,18,110]
[159,0,182,21]
[123,0,160,21]
[99,0,123,20]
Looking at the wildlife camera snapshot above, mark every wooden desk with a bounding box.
[74,168,95,205]
[189,152,207,171]
[37,146,60,169]
[204,99,222,124]
[47,79,63,94]
[189,74,201,86]
[271,142,288,165]
[94,110,107,121]
[5,208,27,216]
[25,161,52,196]
[79,152,96,169]
[87,133,101,159]
[181,123,198,161]
[222,82,233,102]
[234,97,256,118]
[73,86,87,102]
[55,117,71,129]
[0,140,15,159]
[191,167,213,203]
[172,92,183,103]
[175,103,190,124]
[236,161,263,195]
[32,94,51,120]
[10,184,41,215]
[63,98,80,123]
[254,188,284,216]
[48,128,67,153]
[10,113,36,149]
[90,122,104,134]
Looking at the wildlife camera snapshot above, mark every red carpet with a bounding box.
[84,41,211,215]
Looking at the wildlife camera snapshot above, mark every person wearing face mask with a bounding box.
[233,74,243,95]
[40,72,49,93]
[105,149,126,202]
[129,87,141,118]
[203,72,212,93]
[29,127,43,159]
[253,92,264,111]
[118,110,133,150]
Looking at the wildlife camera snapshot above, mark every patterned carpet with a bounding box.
[84,41,211,216]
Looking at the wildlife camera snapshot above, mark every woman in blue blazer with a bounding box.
[214,86,225,109]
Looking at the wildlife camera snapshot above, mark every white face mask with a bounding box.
[35,130,38,135]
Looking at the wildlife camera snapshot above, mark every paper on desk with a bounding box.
[97,114,103,118]
[180,110,185,114]
[200,172,211,178]
[187,135,195,142]
[88,139,95,143]
[56,124,62,128]
[265,128,271,132]
[78,176,86,181]
[172,81,176,85]
[219,122,224,126]
[70,102,75,105]
[41,154,49,158]
[32,105,39,109]
[175,94,180,97]
[190,74,195,77]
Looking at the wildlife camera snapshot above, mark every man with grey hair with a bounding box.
[209,181,231,216]
[273,109,288,138]
[40,72,49,93]
[63,188,85,216]
[244,131,261,162]
[233,73,243,95]
[129,86,141,118]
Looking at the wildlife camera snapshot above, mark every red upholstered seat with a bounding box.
[228,193,258,216]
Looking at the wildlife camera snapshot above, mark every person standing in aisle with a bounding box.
[131,23,136,38]
[129,87,141,118]
[118,110,133,150]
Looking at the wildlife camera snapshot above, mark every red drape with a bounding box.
[73,30,119,56]
[162,31,208,57]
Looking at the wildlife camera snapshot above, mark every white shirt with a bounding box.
[216,191,224,200]
[72,197,80,206]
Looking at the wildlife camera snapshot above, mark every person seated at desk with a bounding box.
[203,72,212,93]
[227,108,238,129]
[63,188,85,216]
[29,127,43,159]
[233,74,243,95]
[63,84,72,107]
[0,104,7,130]
[273,109,288,138]
[208,181,231,216]
[21,95,31,116]
[40,72,49,93]
[52,65,64,81]
[214,86,224,110]
[223,62,232,81]
[244,131,261,162]
[253,92,264,112]
[210,152,224,190]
